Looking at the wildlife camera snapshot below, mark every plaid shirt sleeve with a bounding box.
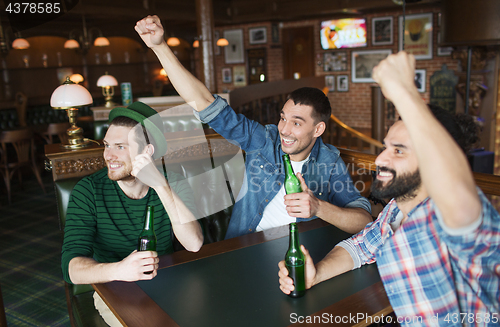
[433,189,500,315]
[337,201,397,269]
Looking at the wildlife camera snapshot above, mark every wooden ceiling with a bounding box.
[1,0,441,44]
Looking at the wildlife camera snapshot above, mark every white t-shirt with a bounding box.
[256,156,309,232]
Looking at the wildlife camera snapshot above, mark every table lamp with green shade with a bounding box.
[50,76,94,149]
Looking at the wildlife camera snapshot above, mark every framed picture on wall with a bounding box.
[233,65,247,87]
[224,29,245,64]
[323,51,347,72]
[325,75,335,92]
[337,75,349,92]
[414,69,426,93]
[351,49,392,83]
[222,67,232,83]
[249,27,267,45]
[372,16,393,46]
[399,13,433,60]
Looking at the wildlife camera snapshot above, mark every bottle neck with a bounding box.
[283,155,295,177]
[289,223,299,248]
[143,206,154,231]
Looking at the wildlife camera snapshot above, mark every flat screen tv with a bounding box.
[320,18,367,49]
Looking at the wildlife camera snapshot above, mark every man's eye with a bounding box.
[281,117,286,121]
[118,146,124,150]
[294,122,300,126]
[395,149,403,154]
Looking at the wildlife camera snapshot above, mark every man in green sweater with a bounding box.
[61,102,203,325]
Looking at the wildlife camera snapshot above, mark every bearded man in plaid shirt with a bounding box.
[278,52,500,326]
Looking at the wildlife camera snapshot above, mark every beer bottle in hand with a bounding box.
[285,222,306,298]
[138,205,157,274]
[283,154,302,194]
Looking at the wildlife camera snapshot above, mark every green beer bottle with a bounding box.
[138,206,156,274]
[285,222,306,298]
[283,154,302,194]
[138,205,157,252]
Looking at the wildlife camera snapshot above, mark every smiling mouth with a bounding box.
[281,137,296,146]
[108,162,123,170]
[376,167,395,182]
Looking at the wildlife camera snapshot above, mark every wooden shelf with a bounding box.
[0,61,162,72]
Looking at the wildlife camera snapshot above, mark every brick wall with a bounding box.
[196,5,459,130]
[313,7,459,129]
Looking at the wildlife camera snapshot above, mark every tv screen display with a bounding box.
[320,18,367,49]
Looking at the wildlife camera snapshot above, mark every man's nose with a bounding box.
[104,148,116,160]
[375,148,390,167]
[281,121,291,135]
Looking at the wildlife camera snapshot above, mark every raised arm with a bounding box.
[372,52,481,229]
[135,15,214,111]
[153,182,204,252]
[131,153,203,252]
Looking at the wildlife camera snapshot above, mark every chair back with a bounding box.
[0,127,45,204]
[53,175,108,327]
[42,122,70,144]
[14,92,27,128]
[54,177,83,230]
[0,128,34,166]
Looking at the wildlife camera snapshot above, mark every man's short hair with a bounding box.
[427,104,479,153]
[109,115,155,152]
[108,102,167,159]
[288,87,332,124]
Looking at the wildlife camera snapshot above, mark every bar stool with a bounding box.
[0,128,46,204]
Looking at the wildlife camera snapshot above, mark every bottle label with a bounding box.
[286,257,304,266]
[286,263,306,297]
[139,239,153,251]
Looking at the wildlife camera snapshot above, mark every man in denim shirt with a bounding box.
[136,16,372,239]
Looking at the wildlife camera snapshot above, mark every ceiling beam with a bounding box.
[9,0,441,41]
[218,0,441,25]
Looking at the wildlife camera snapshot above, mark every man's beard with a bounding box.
[107,162,135,182]
[371,166,421,202]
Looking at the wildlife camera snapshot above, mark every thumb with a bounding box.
[296,172,309,192]
[300,245,310,259]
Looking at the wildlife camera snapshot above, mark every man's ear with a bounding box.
[313,121,326,138]
[144,144,155,157]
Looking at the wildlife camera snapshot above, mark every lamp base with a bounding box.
[104,99,117,108]
[60,120,91,149]
[61,139,92,149]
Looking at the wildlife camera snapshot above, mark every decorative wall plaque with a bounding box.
[430,64,458,113]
